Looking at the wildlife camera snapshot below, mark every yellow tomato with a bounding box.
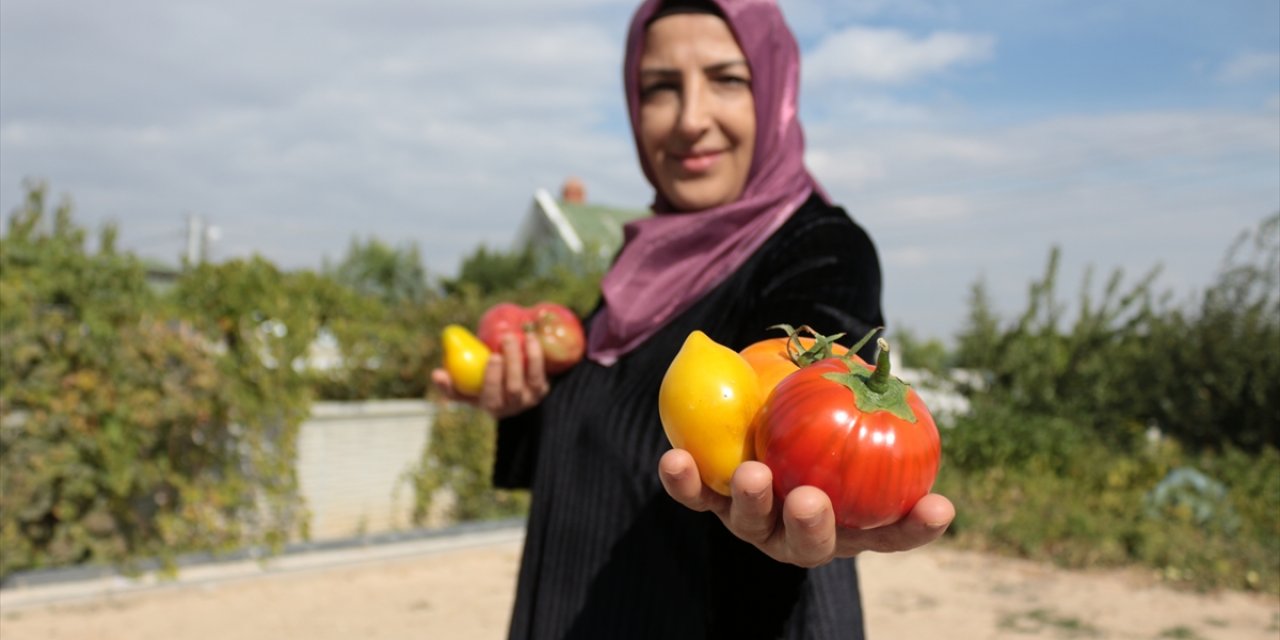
[658,331,763,495]
[441,324,490,397]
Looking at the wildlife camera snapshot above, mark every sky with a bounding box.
[2,0,1278,343]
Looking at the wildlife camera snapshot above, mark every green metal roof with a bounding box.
[556,201,649,253]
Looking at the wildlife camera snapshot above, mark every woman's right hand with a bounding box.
[658,449,954,568]
[431,329,550,419]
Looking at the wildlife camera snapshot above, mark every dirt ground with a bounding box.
[1,537,1277,640]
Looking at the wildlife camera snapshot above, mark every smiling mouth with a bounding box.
[675,150,722,173]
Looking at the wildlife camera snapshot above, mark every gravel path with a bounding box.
[1,528,1276,639]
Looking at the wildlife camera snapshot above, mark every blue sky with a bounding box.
[2,0,1277,343]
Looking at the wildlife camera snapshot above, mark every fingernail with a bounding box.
[797,510,823,529]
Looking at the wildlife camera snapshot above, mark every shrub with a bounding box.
[943,213,1280,593]
[408,402,528,525]
[0,183,304,577]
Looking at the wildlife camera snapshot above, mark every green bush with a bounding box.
[943,213,1280,593]
[0,183,304,577]
[408,402,529,525]
[938,424,1279,593]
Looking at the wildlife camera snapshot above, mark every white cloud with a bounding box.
[804,26,995,85]
[1216,51,1280,84]
[806,107,1280,340]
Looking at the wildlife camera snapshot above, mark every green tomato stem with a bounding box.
[867,337,892,393]
[822,341,918,423]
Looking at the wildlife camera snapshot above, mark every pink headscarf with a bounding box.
[587,0,825,365]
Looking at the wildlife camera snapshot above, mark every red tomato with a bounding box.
[476,301,585,376]
[527,302,585,375]
[753,338,940,529]
[477,302,531,353]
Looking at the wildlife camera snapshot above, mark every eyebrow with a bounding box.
[639,60,750,77]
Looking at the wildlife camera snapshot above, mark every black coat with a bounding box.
[495,194,884,639]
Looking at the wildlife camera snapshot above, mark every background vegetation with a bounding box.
[933,213,1279,593]
[1,180,1275,596]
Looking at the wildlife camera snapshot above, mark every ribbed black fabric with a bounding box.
[494,194,882,639]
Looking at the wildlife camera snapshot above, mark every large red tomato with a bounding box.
[753,338,940,530]
[477,302,530,353]
[527,302,585,375]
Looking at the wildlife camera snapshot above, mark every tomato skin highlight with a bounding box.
[441,324,491,397]
[659,331,763,496]
[754,354,940,529]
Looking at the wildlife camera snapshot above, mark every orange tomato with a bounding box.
[740,333,848,399]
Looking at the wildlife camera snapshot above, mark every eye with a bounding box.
[713,74,751,89]
[640,81,679,100]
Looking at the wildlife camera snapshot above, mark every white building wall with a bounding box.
[296,400,433,539]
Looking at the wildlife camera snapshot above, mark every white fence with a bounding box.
[296,400,434,540]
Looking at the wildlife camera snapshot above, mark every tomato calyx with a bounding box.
[823,337,919,423]
[768,324,849,367]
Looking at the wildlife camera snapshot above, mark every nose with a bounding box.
[676,77,711,140]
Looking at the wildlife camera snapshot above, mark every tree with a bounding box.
[326,237,430,307]
[441,244,536,297]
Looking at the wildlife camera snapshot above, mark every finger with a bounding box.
[839,494,955,555]
[478,353,506,414]
[430,368,461,401]
[523,328,549,396]
[728,461,778,546]
[501,334,526,406]
[781,486,837,568]
[658,449,729,515]
[911,493,956,531]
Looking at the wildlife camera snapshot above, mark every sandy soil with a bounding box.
[1,539,1276,640]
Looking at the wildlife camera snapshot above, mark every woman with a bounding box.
[433,1,955,637]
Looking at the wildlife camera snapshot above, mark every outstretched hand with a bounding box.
[431,331,550,419]
[658,448,955,568]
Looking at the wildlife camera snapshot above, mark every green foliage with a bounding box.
[324,236,430,307]
[942,213,1280,594]
[307,284,435,401]
[167,258,331,548]
[443,245,537,298]
[952,247,1163,445]
[408,403,528,524]
[443,242,607,317]
[889,326,950,375]
[310,238,439,400]
[1,181,300,577]
[938,424,1279,593]
[1130,214,1280,450]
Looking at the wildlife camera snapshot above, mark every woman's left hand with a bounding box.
[658,448,955,568]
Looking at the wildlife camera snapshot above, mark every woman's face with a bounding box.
[638,13,755,212]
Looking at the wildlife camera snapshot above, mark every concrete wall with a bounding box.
[296,400,434,540]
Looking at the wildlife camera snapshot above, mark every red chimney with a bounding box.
[561,177,586,204]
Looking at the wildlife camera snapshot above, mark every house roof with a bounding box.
[520,188,649,258]
[557,200,649,252]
